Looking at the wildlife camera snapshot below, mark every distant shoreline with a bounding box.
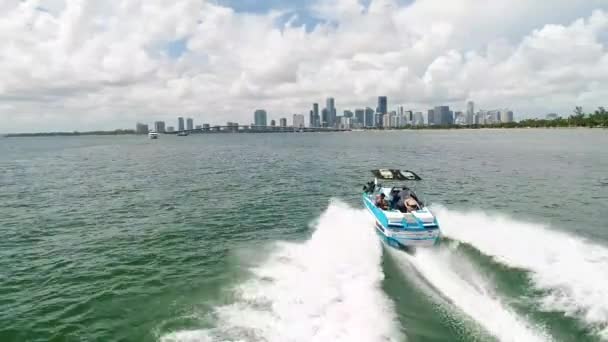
[3,125,605,137]
[3,130,137,138]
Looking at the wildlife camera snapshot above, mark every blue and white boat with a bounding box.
[363,169,441,250]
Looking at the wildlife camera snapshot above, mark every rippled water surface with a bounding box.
[1,129,607,341]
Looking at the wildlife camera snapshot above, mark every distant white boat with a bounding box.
[148,131,158,139]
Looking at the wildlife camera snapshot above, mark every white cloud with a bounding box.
[0,0,607,132]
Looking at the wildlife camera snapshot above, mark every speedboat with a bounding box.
[177,131,189,136]
[148,131,158,139]
[363,169,441,250]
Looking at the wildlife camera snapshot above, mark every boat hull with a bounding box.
[363,195,440,249]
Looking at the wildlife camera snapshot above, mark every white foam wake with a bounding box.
[161,200,402,342]
[389,247,550,342]
[433,206,608,339]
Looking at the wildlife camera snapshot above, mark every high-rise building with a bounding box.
[321,108,329,127]
[254,109,267,127]
[454,111,465,125]
[382,113,392,128]
[375,113,383,127]
[326,98,336,127]
[466,101,475,125]
[343,110,353,118]
[313,103,320,127]
[377,96,388,114]
[270,119,276,127]
[186,118,193,130]
[364,107,375,127]
[474,112,482,125]
[178,117,185,131]
[280,118,287,127]
[405,111,413,123]
[476,110,487,125]
[489,110,501,124]
[355,109,365,125]
[339,116,352,129]
[413,112,424,126]
[434,106,452,125]
[293,114,305,128]
[427,109,435,125]
[390,111,400,128]
[154,121,165,133]
[136,122,149,134]
[309,110,314,128]
[167,126,175,132]
[502,110,514,123]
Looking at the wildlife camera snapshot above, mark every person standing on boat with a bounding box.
[375,193,389,210]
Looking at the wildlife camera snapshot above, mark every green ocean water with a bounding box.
[1,129,607,342]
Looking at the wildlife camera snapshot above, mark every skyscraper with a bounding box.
[433,106,452,125]
[293,114,305,128]
[343,110,353,118]
[454,111,465,125]
[375,113,384,127]
[270,119,276,127]
[382,113,391,128]
[405,111,413,123]
[178,117,184,131]
[326,98,335,127]
[279,118,287,127]
[321,108,329,127]
[355,109,365,125]
[427,109,435,125]
[312,103,320,127]
[364,107,375,127]
[502,110,514,123]
[186,118,193,130]
[339,116,352,129]
[466,101,475,125]
[154,121,165,133]
[377,96,387,115]
[413,112,424,126]
[254,109,267,127]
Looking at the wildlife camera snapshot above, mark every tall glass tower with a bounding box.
[254,109,268,127]
[377,96,387,114]
[326,98,335,127]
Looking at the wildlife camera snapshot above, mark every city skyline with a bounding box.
[1,2,607,133]
[139,96,516,133]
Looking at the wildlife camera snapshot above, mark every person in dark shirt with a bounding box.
[375,193,389,210]
[395,189,410,212]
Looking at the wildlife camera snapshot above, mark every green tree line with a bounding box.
[515,106,608,128]
[4,129,136,137]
